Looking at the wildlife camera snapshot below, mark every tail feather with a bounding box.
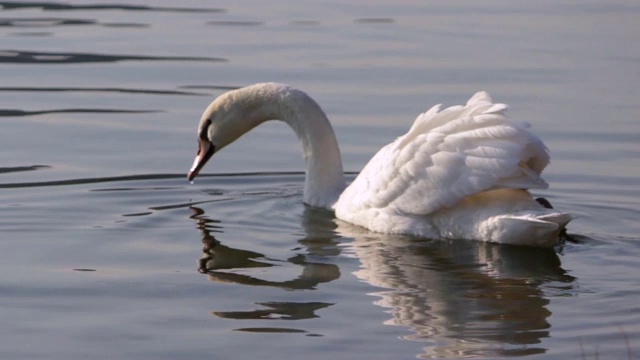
[497,212,573,247]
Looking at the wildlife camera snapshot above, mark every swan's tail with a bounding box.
[497,212,573,247]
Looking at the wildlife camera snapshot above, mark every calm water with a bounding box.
[1,1,639,359]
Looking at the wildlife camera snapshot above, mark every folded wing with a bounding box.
[339,91,550,215]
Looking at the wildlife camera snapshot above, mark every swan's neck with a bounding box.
[226,84,346,208]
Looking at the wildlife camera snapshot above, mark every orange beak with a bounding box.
[188,139,215,182]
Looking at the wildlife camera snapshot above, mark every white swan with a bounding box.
[188,83,572,247]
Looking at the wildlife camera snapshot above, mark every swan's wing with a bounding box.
[339,91,550,215]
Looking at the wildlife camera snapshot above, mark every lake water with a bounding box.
[1,1,639,359]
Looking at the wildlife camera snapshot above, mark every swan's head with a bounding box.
[187,89,264,181]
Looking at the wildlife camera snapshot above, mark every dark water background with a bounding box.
[1,1,639,359]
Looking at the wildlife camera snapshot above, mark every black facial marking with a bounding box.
[199,119,211,141]
[535,197,554,209]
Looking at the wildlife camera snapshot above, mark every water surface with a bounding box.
[1,1,639,359]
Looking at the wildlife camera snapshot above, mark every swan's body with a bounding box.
[188,83,571,247]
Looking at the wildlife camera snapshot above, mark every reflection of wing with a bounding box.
[338,222,574,358]
[337,92,549,229]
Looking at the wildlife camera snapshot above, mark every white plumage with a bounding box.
[188,83,572,247]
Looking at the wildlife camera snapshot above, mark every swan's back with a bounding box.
[335,92,570,246]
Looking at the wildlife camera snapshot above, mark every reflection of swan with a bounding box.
[188,83,571,246]
[188,197,575,357]
[336,221,575,358]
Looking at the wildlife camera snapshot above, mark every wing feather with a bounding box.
[337,92,550,216]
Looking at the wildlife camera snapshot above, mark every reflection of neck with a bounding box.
[235,84,346,208]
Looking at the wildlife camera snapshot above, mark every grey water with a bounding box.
[1,1,639,359]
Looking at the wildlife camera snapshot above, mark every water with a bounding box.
[1,1,639,359]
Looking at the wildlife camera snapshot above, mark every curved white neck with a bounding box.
[223,84,346,208]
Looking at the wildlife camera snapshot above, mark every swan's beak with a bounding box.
[188,139,215,181]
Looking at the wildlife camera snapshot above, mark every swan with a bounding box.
[188,83,572,247]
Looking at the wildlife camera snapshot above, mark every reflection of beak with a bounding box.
[188,139,215,181]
